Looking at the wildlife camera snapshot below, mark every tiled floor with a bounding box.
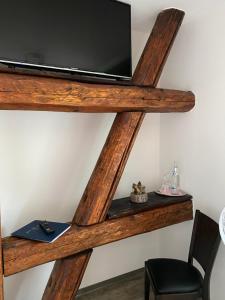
[76,269,144,300]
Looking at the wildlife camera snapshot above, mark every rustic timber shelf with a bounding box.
[2,198,192,277]
[108,192,192,219]
[0,72,194,113]
[0,8,195,300]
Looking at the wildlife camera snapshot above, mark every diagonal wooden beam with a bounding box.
[0,73,194,113]
[42,250,92,300]
[42,8,185,300]
[132,8,185,86]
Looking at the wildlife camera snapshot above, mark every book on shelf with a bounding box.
[11,220,71,243]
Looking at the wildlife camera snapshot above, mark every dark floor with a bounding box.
[76,269,144,300]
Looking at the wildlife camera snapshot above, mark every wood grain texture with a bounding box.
[3,200,193,277]
[74,8,185,226]
[0,216,3,300]
[42,250,92,300]
[0,73,194,113]
[74,111,143,224]
[132,8,185,86]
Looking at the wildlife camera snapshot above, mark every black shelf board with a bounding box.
[108,192,192,220]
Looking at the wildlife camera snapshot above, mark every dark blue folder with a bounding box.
[12,220,71,243]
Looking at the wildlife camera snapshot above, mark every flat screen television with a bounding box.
[0,0,132,80]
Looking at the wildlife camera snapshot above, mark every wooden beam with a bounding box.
[3,200,193,277]
[42,250,92,300]
[0,72,194,113]
[73,111,143,224]
[43,8,186,299]
[132,8,185,86]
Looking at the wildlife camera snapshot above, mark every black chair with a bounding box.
[145,210,221,300]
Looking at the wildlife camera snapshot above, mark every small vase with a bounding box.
[130,192,148,203]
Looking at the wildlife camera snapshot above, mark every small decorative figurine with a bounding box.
[130,181,148,203]
[156,162,186,196]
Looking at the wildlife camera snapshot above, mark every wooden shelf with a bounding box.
[0,72,194,113]
[108,192,192,219]
[2,198,192,277]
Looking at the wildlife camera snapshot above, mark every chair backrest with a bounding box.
[188,210,221,275]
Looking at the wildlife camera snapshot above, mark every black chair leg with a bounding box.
[145,268,150,300]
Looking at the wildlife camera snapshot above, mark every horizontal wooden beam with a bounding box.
[2,200,193,276]
[0,73,194,113]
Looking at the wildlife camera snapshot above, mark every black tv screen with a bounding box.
[0,0,132,79]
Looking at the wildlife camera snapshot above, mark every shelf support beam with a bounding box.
[40,8,186,300]
[3,200,192,277]
[0,73,194,113]
[42,250,92,300]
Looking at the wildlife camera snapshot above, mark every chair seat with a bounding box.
[146,258,203,295]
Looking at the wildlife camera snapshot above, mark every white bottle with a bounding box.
[170,162,180,193]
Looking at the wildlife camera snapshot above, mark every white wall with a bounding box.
[2,1,225,299]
